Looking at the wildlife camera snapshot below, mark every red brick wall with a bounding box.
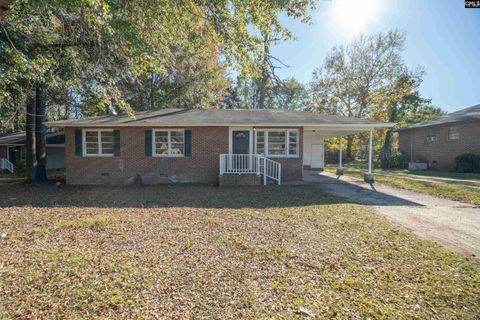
[398,120,480,171]
[65,126,304,185]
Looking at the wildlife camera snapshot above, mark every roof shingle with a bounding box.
[46,108,394,128]
[399,104,480,131]
[0,132,65,145]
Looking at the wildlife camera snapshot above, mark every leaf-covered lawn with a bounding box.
[0,184,479,319]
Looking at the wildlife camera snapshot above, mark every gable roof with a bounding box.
[46,108,394,129]
[398,104,480,131]
[0,131,65,146]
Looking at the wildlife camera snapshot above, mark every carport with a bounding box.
[303,124,393,182]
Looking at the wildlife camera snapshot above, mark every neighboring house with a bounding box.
[398,104,480,171]
[46,109,393,185]
[0,132,65,172]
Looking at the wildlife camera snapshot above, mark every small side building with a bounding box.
[0,131,65,171]
[398,104,480,171]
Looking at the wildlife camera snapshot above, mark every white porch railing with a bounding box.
[219,154,281,185]
[0,158,14,173]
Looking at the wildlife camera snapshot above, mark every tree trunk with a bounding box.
[346,135,354,160]
[258,70,267,109]
[150,72,155,110]
[35,86,47,182]
[258,34,269,109]
[26,92,37,182]
[64,94,69,120]
[382,106,398,151]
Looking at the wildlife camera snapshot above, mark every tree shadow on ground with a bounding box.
[306,173,424,207]
[0,179,421,209]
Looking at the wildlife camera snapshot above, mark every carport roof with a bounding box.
[46,108,394,129]
[0,132,65,146]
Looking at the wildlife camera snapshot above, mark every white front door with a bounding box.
[310,144,324,169]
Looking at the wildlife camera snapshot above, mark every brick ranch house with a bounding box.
[398,104,480,171]
[46,109,393,186]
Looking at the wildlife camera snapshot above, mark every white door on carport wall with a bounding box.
[310,144,324,169]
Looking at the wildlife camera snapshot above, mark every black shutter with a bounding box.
[75,129,82,156]
[113,130,120,156]
[184,130,191,157]
[145,130,152,156]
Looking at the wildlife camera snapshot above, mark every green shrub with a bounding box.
[380,151,407,169]
[15,160,26,177]
[455,153,480,173]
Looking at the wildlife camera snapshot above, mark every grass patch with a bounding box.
[325,167,480,206]
[0,185,479,318]
[329,161,480,180]
[405,170,480,180]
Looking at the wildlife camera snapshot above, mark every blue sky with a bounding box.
[271,0,480,112]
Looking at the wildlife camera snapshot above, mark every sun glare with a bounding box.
[331,0,381,34]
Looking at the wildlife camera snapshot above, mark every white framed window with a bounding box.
[153,129,185,157]
[255,129,299,157]
[256,131,265,155]
[83,129,114,156]
[448,127,460,141]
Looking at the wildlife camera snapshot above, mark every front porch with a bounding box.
[219,153,282,186]
[221,125,379,186]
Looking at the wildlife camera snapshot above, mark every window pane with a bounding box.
[85,131,99,154]
[268,131,286,155]
[86,144,99,154]
[288,131,298,155]
[100,131,114,155]
[256,131,265,154]
[257,144,265,154]
[155,131,168,142]
[101,147,113,154]
[170,143,184,155]
[268,145,286,155]
[289,131,298,143]
[154,132,168,155]
[101,131,113,142]
[170,131,184,143]
[85,131,98,143]
[448,127,459,140]
[289,144,297,155]
[256,131,264,142]
[268,131,285,142]
[155,143,168,155]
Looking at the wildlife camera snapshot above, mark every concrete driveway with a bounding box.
[302,171,480,259]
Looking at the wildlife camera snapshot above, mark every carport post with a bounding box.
[368,129,373,174]
[364,129,375,183]
[336,136,344,176]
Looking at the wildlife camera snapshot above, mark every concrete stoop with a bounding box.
[219,174,261,187]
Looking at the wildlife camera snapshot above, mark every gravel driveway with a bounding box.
[303,171,480,259]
